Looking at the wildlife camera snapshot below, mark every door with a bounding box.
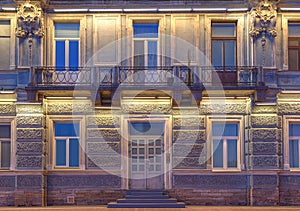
[130,136,164,190]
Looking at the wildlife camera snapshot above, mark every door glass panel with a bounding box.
[212,40,223,67]
[134,40,144,67]
[55,41,65,67]
[225,40,236,66]
[69,40,79,68]
[148,41,157,67]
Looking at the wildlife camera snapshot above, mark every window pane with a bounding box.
[227,139,237,168]
[289,140,299,168]
[224,40,236,66]
[55,23,80,38]
[212,123,238,137]
[69,138,79,167]
[212,23,236,37]
[56,139,66,166]
[289,123,300,136]
[55,122,79,137]
[212,40,223,67]
[69,40,79,67]
[289,40,299,46]
[0,37,10,70]
[148,41,157,67]
[1,142,10,168]
[213,139,223,168]
[134,40,145,67]
[133,23,158,38]
[0,125,10,138]
[288,49,299,71]
[288,23,300,37]
[56,41,65,67]
[0,20,10,36]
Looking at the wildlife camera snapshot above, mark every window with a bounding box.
[0,20,10,70]
[133,23,159,67]
[211,23,236,68]
[54,23,80,68]
[54,122,80,168]
[288,123,300,168]
[0,124,11,169]
[211,121,241,170]
[288,23,300,71]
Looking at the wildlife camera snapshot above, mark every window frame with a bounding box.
[287,22,300,71]
[0,117,15,170]
[284,116,300,171]
[207,116,244,172]
[48,115,85,170]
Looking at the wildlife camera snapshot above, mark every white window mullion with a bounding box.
[223,139,227,169]
[66,138,70,167]
[65,40,69,67]
[144,40,148,66]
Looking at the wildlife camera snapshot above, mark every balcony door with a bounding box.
[133,23,159,83]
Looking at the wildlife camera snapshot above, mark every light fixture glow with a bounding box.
[227,8,248,12]
[123,8,158,12]
[158,8,192,12]
[280,7,300,11]
[89,8,123,12]
[54,8,88,12]
[193,8,226,11]
[1,7,16,11]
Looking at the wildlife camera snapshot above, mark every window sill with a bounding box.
[211,168,241,173]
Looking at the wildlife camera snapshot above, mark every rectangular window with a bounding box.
[54,23,80,68]
[0,20,11,70]
[211,23,236,68]
[54,122,80,168]
[0,124,11,168]
[211,122,240,170]
[288,23,300,71]
[288,123,300,168]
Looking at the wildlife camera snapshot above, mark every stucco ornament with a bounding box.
[16,0,45,40]
[249,0,279,47]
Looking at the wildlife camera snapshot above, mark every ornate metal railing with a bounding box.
[32,66,258,87]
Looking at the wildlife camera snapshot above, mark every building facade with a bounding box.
[0,0,300,206]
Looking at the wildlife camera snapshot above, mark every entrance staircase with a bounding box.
[107,190,185,208]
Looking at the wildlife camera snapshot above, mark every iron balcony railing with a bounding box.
[32,66,259,87]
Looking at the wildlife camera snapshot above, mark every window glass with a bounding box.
[289,23,300,37]
[212,123,238,137]
[212,23,236,37]
[69,41,79,67]
[69,138,79,167]
[0,125,11,138]
[227,139,237,168]
[133,23,158,38]
[55,123,79,137]
[56,139,66,166]
[213,139,223,168]
[1,141,10,168]
[212,41,223,66]
[55,40,65,67]
[289,140,299,168]
[55,23,80,38]
[225,41,236,66]
[0,20,11,70]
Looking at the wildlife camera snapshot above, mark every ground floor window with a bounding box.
[0,124,11,168]
[288,123,300,169]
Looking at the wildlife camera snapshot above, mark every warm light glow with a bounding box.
[1,7,16,11]
[280,7,300,11]
[227,8,248,12]
[158,8,192,12]
[123,8,158,12]
[89,8,123,12]
[193,8,226,11]
[54,9,88,12]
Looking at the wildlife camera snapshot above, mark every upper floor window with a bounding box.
[54,23,80,68]
[288,23,300,71]
[133,23,159,67]
[0,124,11,169]
[288,123,300,168]
[211,23,236,68]
[54,122,80,168]
[0,20,10,70]
[211,122,241,171]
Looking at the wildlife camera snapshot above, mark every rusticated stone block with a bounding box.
[95,109,121,115]
[251,143,277,155]
[173,116,205,129]
[87,155,121,169]
[16,156,42,168]
[251,115,277,128]
[280,175,300,189]
[252,105,277,114]
[47,102,92,114]
[199,102,247,114]
[172,108,201,116]
[87,129,120,140]
[0,104,16,115]
[173,130,205,142]
[277,116,282,128]
[0,176,15,189]
[16,115,43,127]
[17,128,42,139]
[252,156,278,169]
[87,142,120,154]
[173,156,206,169]
[251,129,279,141]
[278,103,300,114]
[0,191,14,206]
[16,104,41,114]
[121,103,171,114]
[17,175,41,188]
[17,142,42,154]
[47,175,121,189]
[15,190,42,206]
[87,115,120,127]
[173,143,204,157]
[252,189,279,206]
[253,175,278,187]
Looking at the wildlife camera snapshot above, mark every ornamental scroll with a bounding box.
[249,0,279,47]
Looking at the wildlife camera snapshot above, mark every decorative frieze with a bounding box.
[17,128,42,139]
[121,103,171,114]
[0,176,15,189]
[87,142,120,154]
[16,104,42,114]
[251,115,277,128]
[252,105,277,114]
[87,115,120,127]
[199,102,248,114]
[16,156,42,168]
[278,103,300,115]
[173,157,206,169]
[47,102,92,115]
[173,143,204,157]
[87,128,120,140]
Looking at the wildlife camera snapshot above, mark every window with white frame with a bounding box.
[211,121,241,170]
[288,23,300,71]
[288,122,300,168]
[0,20,11,70]
[54,122,80,168]
[54,23,80,68]
[0,124,11,169]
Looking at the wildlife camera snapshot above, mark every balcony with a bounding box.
[31,66,258,89]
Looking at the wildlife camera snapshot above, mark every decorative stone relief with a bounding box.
[17,128,42,139]
[16,156,42,168]
[121,103,171,114]
[173,143,204,157]
[87,128,120,140]
[17,142,42,154]
[252,105,277,114]
[0,176,15,188]
[87,115,120,127]
[251,129,278,141]
[278,103,300,114]
[17,175,41,188]
[0,104,16,115]
[172,109,200,116]
[249,0,278,47]
[251,115,277,128]
[87,155,121,168]
[47,103,92,114]
[173,116,205,129]
[251,143,277,155]
[17,115,43,127]
[16,0,45,39]
[87,142,120,154]
[173,157,206,169]
[16,104,42,114]
[173,130,205,142]
[252,175,278,186]
[252,156,278,168]
[199,103,247,114]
